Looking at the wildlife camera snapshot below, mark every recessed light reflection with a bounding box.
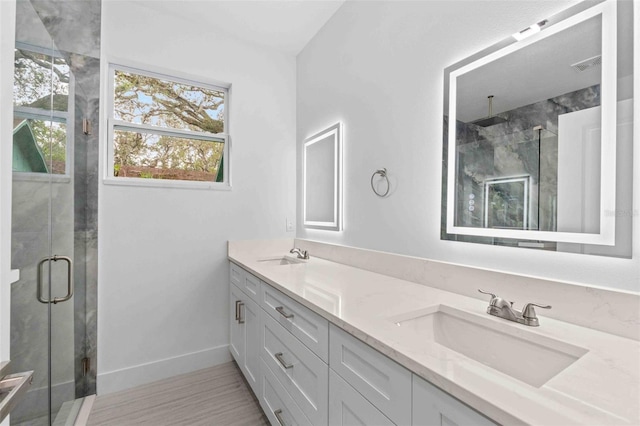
[513,20,548,41]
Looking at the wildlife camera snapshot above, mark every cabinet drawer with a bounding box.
[412,375,496,426]
[329,325,411,425]
[230,262,244,288]
[329,369,395,426]
[230,262,261,303]
[260,358,312,426]
[261,283,329,362]
[243,270,262,303]
[262,312,328,425]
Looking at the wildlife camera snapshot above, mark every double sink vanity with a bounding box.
[228,239,640,426]
[226,1,639,424]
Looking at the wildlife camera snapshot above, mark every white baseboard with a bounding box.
[97,344,232,395]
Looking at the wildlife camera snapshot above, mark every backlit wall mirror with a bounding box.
[303,122,343,231]
[441,0,634,257]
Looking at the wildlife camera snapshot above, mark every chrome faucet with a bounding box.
[478,289,551,327]
[289,248,310,260]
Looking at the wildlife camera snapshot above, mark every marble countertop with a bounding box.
[228,244,640,426]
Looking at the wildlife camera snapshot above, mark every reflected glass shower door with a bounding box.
[10,0,98,423]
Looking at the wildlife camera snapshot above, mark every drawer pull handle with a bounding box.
[275,306,293,319]
[274,352,293,369]
[235,300,241,321]
[274,408,286,426]
[237,301,245,324]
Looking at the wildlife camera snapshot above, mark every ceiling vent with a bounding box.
[571,55,602,72]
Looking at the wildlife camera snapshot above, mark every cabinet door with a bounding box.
[230,284,245,364]
[329,369,395,426]
[412,375,496,426]
[244,297,261,395]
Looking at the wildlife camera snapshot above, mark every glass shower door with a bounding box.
[11,0,86,423]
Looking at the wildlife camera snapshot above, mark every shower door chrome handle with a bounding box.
[37,255,73,304]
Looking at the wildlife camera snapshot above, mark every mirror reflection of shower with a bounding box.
[455,123,559,233]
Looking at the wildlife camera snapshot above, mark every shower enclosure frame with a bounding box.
[8,0,100,423]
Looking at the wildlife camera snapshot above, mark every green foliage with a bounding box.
[28,119,66,174]
[112,71,226,179]
[13,49,69,111]
[114,71,224,133]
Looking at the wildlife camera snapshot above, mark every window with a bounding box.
[107,65,229,187]
[13,44,70,178]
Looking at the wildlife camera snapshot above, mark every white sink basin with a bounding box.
[391,305,587,387]
[257,256,304,266]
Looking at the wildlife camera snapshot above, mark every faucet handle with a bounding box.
[522,303,551,318]
[478,289,497,301]
[522,303,551,326]
[478,289,513,310]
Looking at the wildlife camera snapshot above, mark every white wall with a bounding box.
[99,2,296,393]
[296,0,640,292]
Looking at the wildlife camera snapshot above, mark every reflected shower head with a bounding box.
[472,115,508,127]
[471,95,508,127]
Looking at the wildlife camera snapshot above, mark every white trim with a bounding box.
[14,107,68,121]
[110,62,230,93]
[446,0,617,245]
[303,122,342,231]
[103,176,232,191]
[105,62,230,189]
[112,120,226,142]
[12,173,71,183]
[97,344,232,395]
[15,41,65,59]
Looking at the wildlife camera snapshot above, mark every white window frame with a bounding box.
[13,42,74,183]
[105,63,231,190]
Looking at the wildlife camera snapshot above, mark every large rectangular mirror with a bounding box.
[442,0,634,255]
[303,122,343,231]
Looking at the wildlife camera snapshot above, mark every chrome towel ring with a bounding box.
[371,168,390,197]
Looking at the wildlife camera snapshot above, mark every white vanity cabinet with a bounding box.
[229,275,261,395]
[229,283,245,362]
[412,375,497,426]
[329,325,412,425]
[261,358,313,426]
[329,369,395,426]
[261,283,329,362]
[229,261,496,426]
[231,261,261,303]
[261,311,329,425]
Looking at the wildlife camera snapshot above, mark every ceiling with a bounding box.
[455,2,633,123]
[129,0,346,56]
